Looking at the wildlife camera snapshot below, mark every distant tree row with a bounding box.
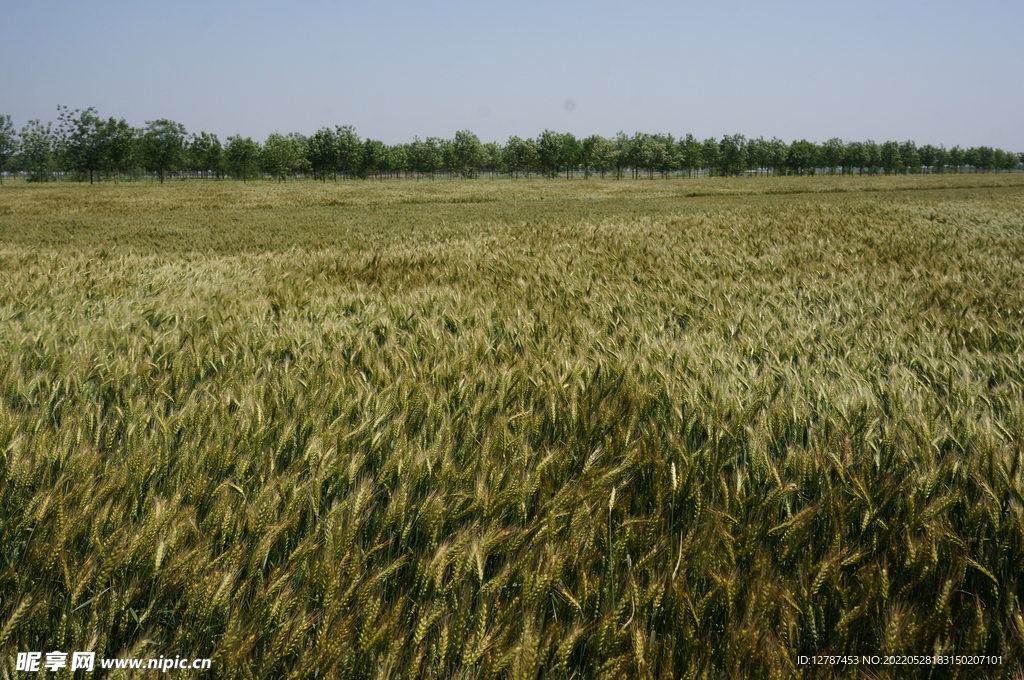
[1,109,1021,184]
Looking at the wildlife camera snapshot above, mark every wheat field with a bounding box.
[1,174,1023,679]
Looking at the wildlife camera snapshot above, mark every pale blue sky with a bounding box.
[2,0,1021,149]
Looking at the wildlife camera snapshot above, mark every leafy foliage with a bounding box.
[225,135,261,182]
[140,119,187,183]
[17,119,55,182]
[261,132,305,181]
[2,106,1021,183]
[0,114,15,184]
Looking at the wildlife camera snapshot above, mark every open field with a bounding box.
[2,174,1024,678]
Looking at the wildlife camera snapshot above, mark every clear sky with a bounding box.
[2,0,1021,149]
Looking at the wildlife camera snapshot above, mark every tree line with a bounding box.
[1,107,1021,184]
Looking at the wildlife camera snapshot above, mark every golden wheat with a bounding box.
[0,174,1022,678]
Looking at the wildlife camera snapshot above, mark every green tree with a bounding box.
[289,133,310,177]
[999,149,1019,172]
[628,133,655,178]
[261,132,304,181]
[821,138,845,175]
[359,139,386,179]
[677,134,702,177]
[718,134,747,176]
[843,141,867,175]
[57,106,109,183]
[701,137,720,176]
[973,146,994,172]
[533,130,581,178]
[766,138,788,175]
[918,144,937,173]
[559,132,580,179]
[20,119,55,182]
[225,135,261,181]
[0,114,16,184]
[581,134,610,178]
[613,132,631,179]
[104,119,138,181]
[503,136,540,178]
[335,126,362,179]
[406,138,424,179]
[537,129,563,178]
[948,146,964,172]
[306,128,337,182]
[963,147,980,172]
[786,140,819,175]
[745,137,768,176]
[439,138,457,178]
[141,119,187,183]
[188,132,223,179]
[991,149,1008,172]
[578,135,597,178]
[520,137,540,177]
[899,140,919,174]
[502,136,526,178]
[880,141,902,175]
[588,135,617,178]
[651,134,676,178]
[864,140,882,174]
[479,141,501,178]
[451,129,483,178]
[386,144,410,179]
[410,137,442,178]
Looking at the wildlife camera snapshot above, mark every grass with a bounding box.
[1,174,1024,678]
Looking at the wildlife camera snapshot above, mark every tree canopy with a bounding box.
[1,106,1020,183]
